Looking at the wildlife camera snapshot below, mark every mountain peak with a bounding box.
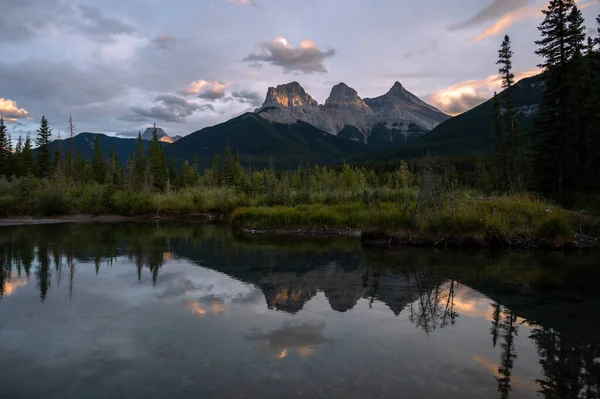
[263,81,317,109]
[325,82,366,108]
[386,81,407,97]
[141,127,180,143]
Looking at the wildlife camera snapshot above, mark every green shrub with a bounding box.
[34,184,74,215]
[537,214,573,241]
[113,190,153,216]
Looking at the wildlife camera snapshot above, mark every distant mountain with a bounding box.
[47,133,167,164]
[164,113,372,170]
[141,127,181,143]
[255,81,450,147]
[357,74,545,162]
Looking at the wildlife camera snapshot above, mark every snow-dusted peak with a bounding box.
[263,82,318,109]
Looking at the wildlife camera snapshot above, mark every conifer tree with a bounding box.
[67,114,76,178]
[91,135,106,184]
[22,135,34,176]
[492,92,507,191]
[134,132,146,189]
[147,123,167,191]
[531,0,586,201]
[14,135,23,177]
[0,116,9,177]
[496,35,520,189]
[36,116,52,177]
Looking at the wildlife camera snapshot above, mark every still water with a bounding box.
[0,223,599,399]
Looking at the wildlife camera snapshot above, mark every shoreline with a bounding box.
[1,215,598,250]
[0,213,221,227]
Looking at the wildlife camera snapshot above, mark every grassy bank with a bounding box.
[1,172,599,249]
[232,196,600,248]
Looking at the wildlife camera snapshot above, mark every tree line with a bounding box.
[493,0,600,205]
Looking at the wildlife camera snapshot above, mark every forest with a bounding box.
[0,0,599,247]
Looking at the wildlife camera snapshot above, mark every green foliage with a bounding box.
[537,214,573,241]
[0,116,10,177]
[92,135,106,184]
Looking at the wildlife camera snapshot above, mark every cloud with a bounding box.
[227,0,258,6]
[180,80,230,100]
[130,94,213,123]
[428,68,539,115]
[152,34,177,49]
[448,0,535,31]
[0,98,30,122]
[231,90,263,107]
[0,1,136,44]
[451,0,596,42]
[244,37,336,74]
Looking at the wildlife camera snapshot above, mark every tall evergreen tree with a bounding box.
[21,135,34,176]
[147,123,167,191]
[91,135,106,184]
[0,116,9,177]
[134,132,145,189]
[35,116,52,178]
[14,135,23,177]
[496,35,520,189]
[67,114,76,178]
[531,0,586,201]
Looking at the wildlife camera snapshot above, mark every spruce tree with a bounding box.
[492,92,507,191]
[22,135,34,176]
[134,132,145,189]
[147,123,167,191]
[91,135,106,184]
[14,136,23,177]
[531,0,585,201]
[0,116,9,177]
[496,35,520,189]
[67,114,76,178]
[36,116,52,178]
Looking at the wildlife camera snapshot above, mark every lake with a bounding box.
[0,223,599,399]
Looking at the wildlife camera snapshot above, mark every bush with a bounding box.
[34,184,74,216]
[537,214,573,241]
[113,190,153,216]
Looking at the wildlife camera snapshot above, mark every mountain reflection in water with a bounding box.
[0,223,599,399]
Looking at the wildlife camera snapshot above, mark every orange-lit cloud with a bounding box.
[180,80,231,100]
[428,68,540,115]
[2,274,29,297]
[185,300,228,317]
[0,98,30,122]
[473,0,597,42]
[473,356,539,391]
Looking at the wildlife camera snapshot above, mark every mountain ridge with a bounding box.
[256,81,450,146]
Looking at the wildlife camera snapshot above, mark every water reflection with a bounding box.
[1,223,600,399]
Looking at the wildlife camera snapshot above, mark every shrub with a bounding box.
[537,214,573,241]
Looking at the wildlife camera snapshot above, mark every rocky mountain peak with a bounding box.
[325,83,368,109]
[141,127,180,143]
[385,81,409,98]
[263,81,318,109]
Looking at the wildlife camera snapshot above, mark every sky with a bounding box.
[0,0,598,139]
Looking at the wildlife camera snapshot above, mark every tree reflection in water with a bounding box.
[0,223,599,398]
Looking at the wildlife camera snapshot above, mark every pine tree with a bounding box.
[0,116,9,177]
[35,116,52,178]
[147,123,167,191]
[67,114,76,178]
[14,136,23,177]
[496,35,520,189]
[22,135,34,176]
[134,132,145,189]
[91,135,106,184]
[531,0,586,201]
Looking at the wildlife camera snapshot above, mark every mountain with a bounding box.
[164,113,372,170]
[255,81,450,147]
[46,133,166,164]
[358,74,545,162]
[141,127,181,143]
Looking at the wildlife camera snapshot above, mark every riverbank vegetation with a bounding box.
[0,1,598,248]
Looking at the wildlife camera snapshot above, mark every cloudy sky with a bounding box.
[1,0,598,139]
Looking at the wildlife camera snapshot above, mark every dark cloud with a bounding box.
[152,34,177,49]
[130,94,213,123]
[448,0,534,31]
[198,88,228,101]
[117,114,150,123]
[0,0,136,44]
[231,90,263,107]
[244,38,335,74]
